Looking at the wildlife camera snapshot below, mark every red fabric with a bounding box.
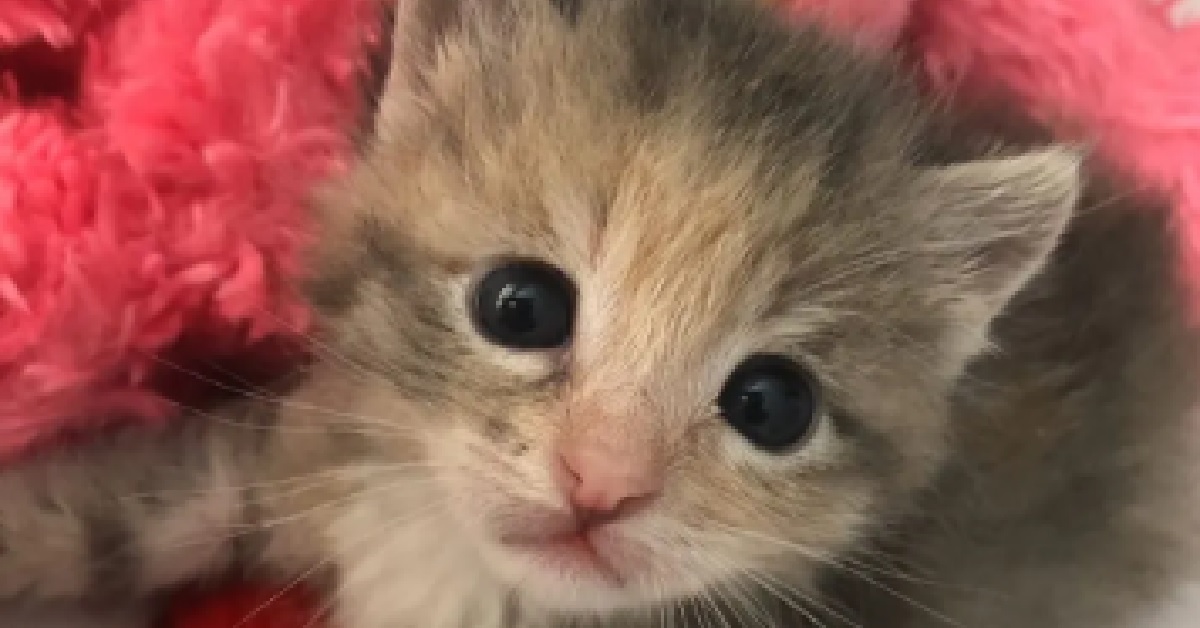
[163,584,327,628]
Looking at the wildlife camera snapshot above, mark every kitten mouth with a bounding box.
[498,521,631,586]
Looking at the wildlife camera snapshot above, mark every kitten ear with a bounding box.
[389,0,465,70]
[918,146,1084,332]
[371,0,475,140]
[373,0,577,140]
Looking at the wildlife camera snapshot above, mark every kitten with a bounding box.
[0,1,1197,627]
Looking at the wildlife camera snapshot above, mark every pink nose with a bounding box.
[558,445,662,520]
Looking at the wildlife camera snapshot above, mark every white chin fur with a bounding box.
[328,483,705,627]
[330,488,509,628]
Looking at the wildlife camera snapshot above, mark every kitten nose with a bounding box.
[558,445,662,520]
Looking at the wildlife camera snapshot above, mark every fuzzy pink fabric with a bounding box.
[0,0,377,457]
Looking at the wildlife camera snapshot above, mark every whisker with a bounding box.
[716,573,775,628]
[707,523,963,628]
[196,286,388,388]
[231,553,336,628]
[745,570,858,628]
[148,358,399,431]
[119,463,424,504]
[299,593,338,628]
[249,475,446,533]
[232,486,446,628]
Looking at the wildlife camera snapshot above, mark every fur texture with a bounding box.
[0,2,1196,628]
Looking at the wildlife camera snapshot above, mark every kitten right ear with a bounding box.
[915,146,1084,350]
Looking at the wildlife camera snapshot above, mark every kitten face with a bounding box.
[309,0,1081,617]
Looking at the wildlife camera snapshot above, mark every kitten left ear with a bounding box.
[370,0,464,135]
[371,0,579,140]
[917,146,1084,332]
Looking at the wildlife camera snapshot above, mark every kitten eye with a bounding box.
[718,354,819,453]
[472,260,576,350]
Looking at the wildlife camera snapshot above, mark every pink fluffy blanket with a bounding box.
[1,0,1198,461]
[0,0,378,455]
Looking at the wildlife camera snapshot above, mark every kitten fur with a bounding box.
[0,0,1197,627]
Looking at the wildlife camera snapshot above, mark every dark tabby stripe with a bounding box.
[550,0,584,23]
[82,509,139,601]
